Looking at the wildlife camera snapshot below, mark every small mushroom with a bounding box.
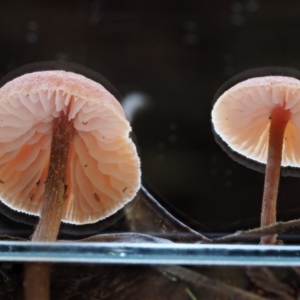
[212,67,300,244]
[0,61,141,242]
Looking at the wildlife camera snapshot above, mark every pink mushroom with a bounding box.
[0,61,141,242]
[212,67,300,244]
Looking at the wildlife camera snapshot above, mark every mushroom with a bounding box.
[0,61,141,242]
[0,61,141,300]
[212,66,300,244]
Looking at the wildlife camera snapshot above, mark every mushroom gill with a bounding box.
[0,71,141,225]
[212,76,300,167]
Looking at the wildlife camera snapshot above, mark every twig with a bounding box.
[185,287,198,300]
[157,265,267,300]
[210,218,300,244]
[0,235,28,241]
[2,216,300,246]
[2,215,300,246]
[246,267,295,300]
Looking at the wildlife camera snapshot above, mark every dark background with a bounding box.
[1,0,300,233]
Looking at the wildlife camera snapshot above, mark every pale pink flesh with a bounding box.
[0,71,141,225]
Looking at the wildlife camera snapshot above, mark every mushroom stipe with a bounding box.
[32,111,73,242]
[261,105,290,244]
[212,66,300,245]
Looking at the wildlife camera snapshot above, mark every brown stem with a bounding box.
[23,263,52,300]
[261,105,290,244]
[32,113,73,242]
[24,112,73,300]
[157,266,266,300]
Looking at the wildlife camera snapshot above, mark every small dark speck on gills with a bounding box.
[94,193,100,202]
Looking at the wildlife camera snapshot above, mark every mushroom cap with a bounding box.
[0,66,141,224]
[212,70,300,168]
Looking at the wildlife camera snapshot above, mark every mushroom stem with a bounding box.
[32,112,73,242]
[261,105,290,244]
[24,263,51,300]
[24,112,73,300]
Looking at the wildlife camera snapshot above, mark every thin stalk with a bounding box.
[261,105,290,244]
[24,112,73,300]
[23,263,52,300]
[32,113,73,242]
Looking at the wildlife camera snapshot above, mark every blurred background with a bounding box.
[1,0,300,234]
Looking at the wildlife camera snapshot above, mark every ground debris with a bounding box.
[246,267,295,300]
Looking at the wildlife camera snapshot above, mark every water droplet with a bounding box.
[245,0,260,12]
[225,169,233,176]
[224,65,235,76]
[56,52,68,61]
[183,33,199,45]
[122,91,151,122]
[168,134,177,143]
[224,180,233,188]
[26,32,37,44]
[183,20,198,32]
[169,122,177,131]
[6,63,15,72]
[157,154,165,162]
[27,20,39,32]
[157,142,165,150]
[231,14,245,26]
[224,53,234,64]
[231,2,243,14]
[210,167,218,176]
[88,0,103,25]
[210,155,218,163]
[88,11,102,25]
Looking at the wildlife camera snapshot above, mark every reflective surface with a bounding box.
[2,242,300,266]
